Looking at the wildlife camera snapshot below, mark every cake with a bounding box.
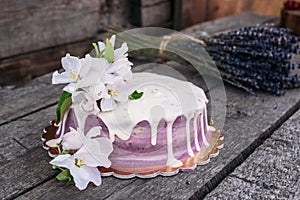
[42,35,223,190]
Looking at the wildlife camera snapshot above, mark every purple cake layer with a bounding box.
[56,109,210,169]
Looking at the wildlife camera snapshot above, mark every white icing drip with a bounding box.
[166,121,183,167]
[150,121,159,145]
[201,110,209,146]
[185,116,195,157]
[93,72,208,165]
[193,113,201,151]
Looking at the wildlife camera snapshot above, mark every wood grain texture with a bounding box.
[0,137,27,165]
[4,84,300,200]
[131,0,169,7]
[130,0,172,26]
[205,109,300,199]
[204,0,283,21]
[178,0,284,29]
[0,73,62,125]
[0,0,100,59]
[180,0,207,29]
[280,10,300,35]
[182,12,278,35]
[0,105,56,150]
[0,148,56,200]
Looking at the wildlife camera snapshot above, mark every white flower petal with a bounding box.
[61,54,81,73]
[52,71,74,84]
[75,143,112,168]
[109,35,116,47]
[89,83,108,100]
[62,129,83,150]
[72,91,86,104]
[69,164,91,190]
[49,154,72,168]
[100,98,117,112]
[87,166,102,187]
[77,55,109,88]
[61,53,72,71]
[86,126,102,139]
[114,43,128,60]
[97,41,106,52]
[123,71,133,81]
[63,83,76,93]
[93,137,114,155]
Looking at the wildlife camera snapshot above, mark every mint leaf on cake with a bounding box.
[129,90,144,100]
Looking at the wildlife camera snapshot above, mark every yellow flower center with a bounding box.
[70,72,79,81]
[108,90,116,96]
[75,158,84,167]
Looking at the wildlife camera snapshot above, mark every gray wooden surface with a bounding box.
[0,12,299,200]
[205,109,300,200]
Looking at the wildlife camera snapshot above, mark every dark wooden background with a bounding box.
[0,0,286,86]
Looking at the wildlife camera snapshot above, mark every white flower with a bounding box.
[102,57,133,85]
[100,78,133,112]
[62,127,83,150]
[72,83,108,114]
[50,126,113,190]
[97,34,116,53]
[97,35,133,84]
[76,54,109,89]
[52,54,82,93]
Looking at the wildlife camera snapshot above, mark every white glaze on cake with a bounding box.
[93,72,210,168]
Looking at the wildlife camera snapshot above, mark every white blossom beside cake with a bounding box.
[42,35,224,190]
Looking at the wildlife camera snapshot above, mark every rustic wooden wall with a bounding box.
[0,0,171,86]
[177,0,285,29]
[0,0,286,86]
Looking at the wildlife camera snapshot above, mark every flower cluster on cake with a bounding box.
[42,35,224,190]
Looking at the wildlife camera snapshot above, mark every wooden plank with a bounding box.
[249,0,284,17]
[179,0,207,29]
[205,0,284,21]
[0,0,99,59]
[0,73,62,125]
[0,137,27,165]
[130,0,169,7]
[205,109,300,199]
[182,12,278,35]
[0,148,56,200]
[0,105,56,149]
[8,85,300,199]
[0,147,135,200]
[130,0,172,26]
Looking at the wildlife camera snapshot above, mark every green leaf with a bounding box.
[62,150,69,154]
[67,178,75,185]
[52,165,58,170]
[129,90,144,100]
[104,38,114,63]
[92,43,101,58]
[55,91,72,125]
[56,169,73,182]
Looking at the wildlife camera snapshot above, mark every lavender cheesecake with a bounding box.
[45,72,221,178]
[43,36,223,190]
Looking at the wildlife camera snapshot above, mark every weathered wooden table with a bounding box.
[1,12,299,200]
